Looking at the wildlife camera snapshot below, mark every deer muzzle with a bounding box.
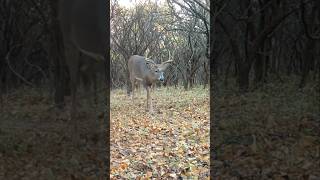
[159,72,164,81]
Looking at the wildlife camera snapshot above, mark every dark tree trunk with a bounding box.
[203,61,209,89]
[299,39,314,88]
[254,55,263,87]
[238,63,250,92]
[224,59,232,87]
[48,0,67,109]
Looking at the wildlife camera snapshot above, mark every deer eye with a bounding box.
[155,69,159,72]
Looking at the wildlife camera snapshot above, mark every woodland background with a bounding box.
[0,0,319,179]
[211,0,320,178]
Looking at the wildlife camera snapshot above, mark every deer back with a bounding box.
[129,55,149,77]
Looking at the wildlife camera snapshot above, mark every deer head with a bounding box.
[144,58,173,82]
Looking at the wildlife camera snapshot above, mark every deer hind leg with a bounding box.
[135,82,139,95]
[130,79,135,101]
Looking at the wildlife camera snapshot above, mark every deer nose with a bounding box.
[159,73,164,81]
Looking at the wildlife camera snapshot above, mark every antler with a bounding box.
[161,60,173,65]
[144,49,156,64]
[168,49,175,61]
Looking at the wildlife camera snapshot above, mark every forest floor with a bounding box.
[0,85,210,179]
[0,78,319,179]
[110,86,210,179]
[213,78,320,179]
[0,87,106,179]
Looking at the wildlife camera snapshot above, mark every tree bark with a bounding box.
[48,0,67,109]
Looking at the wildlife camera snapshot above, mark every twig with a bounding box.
[5,44,34,87]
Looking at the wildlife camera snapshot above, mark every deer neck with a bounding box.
[144,73,157,87]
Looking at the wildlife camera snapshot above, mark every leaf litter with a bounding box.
[213,82,320,179]
[0,88,107,179]
[111,87,210,179]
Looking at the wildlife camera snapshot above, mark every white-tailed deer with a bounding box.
[128,53,173,113]
[58,0,107,141]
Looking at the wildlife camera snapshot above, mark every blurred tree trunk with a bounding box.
[299,39,314,88]
[48,0,67,109]
[299,0,318,88]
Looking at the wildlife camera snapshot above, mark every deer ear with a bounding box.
[145,58,156,64]
[146,62,155,70]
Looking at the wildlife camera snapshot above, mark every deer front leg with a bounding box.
[146,86,153,113]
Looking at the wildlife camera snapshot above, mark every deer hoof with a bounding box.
[146,111,154,115]
[145,108,154,114]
